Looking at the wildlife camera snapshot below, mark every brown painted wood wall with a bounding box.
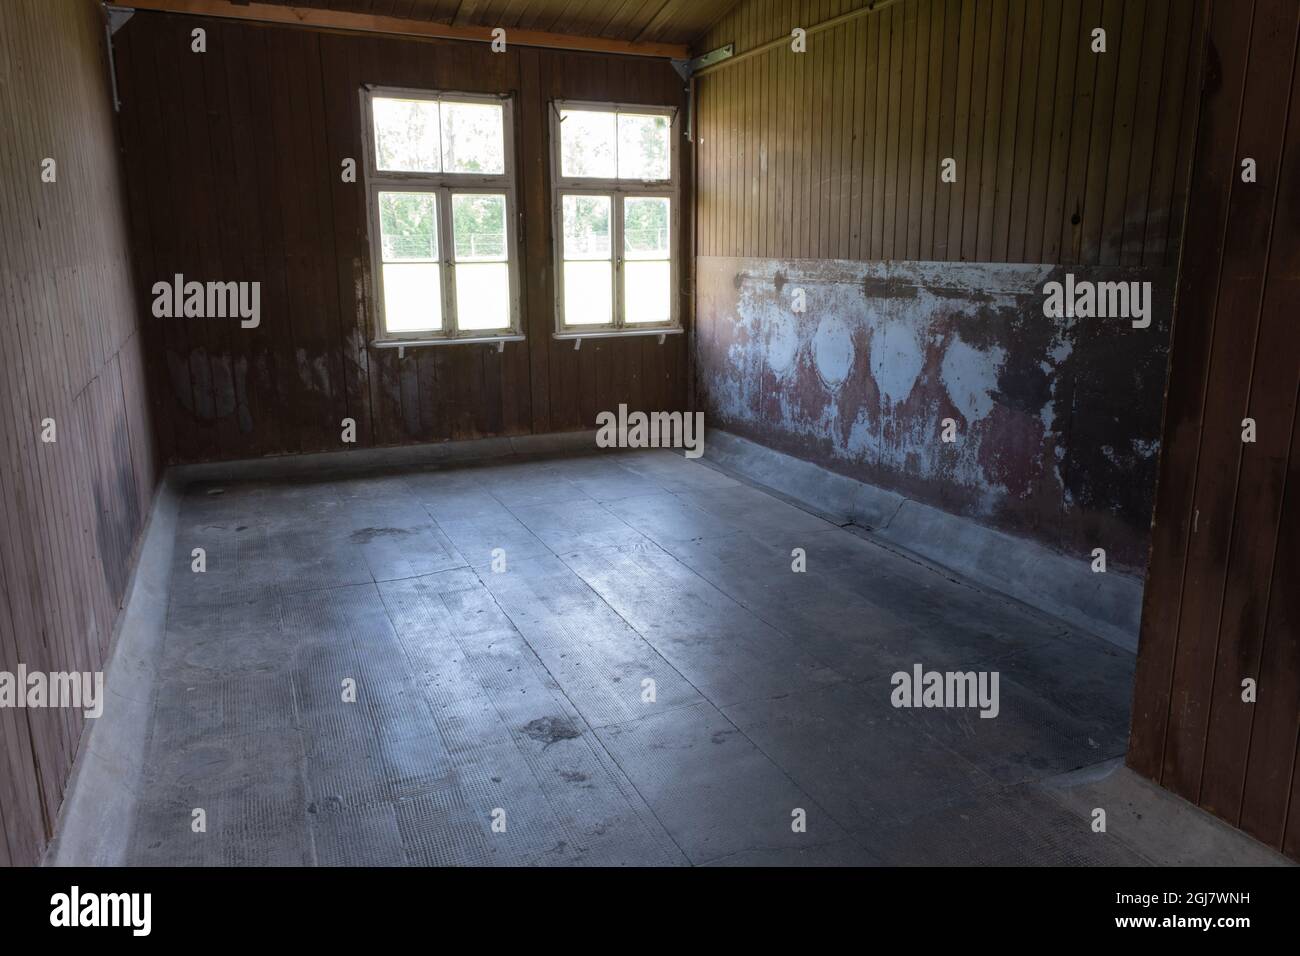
[696,0,1204,267]
[113,12,690,465]
[1129,0,1300,861]
[0,0,159,866]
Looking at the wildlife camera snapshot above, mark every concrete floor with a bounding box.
[123,448,1254,866]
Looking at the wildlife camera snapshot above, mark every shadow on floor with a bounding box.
[120,449,1274,866]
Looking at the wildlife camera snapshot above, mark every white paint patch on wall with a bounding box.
[812,314,854,388]
[847,412,873,458]
[711,282,767,421]
[940,338,1006,422]
[872,315,925,407]
[764,303,800,376]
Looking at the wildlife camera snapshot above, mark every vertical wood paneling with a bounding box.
[1129,0,1300,861]
[114,12,689,462]
[1022,0,1060,260]
[959,0,990,258]
[0,0,159,866]
[893,0,916,258]
[695,0,1203,266]
[1010,0,1039,260]
[1096,0,1146,265]
[1119,0,1169,266]
[1128,0,1243,785]
[917,1,942,259]
[1042,0,1082,263]
[1159,0,1296,805]
[1058,0,1099,262]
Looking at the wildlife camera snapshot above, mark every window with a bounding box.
[551,101,680,337]
[363,88,521,344]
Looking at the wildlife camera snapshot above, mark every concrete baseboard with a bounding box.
[171,430,603,485]
[1042,759,1293,866]
[44,474,181,866]
[705,429,1143,652]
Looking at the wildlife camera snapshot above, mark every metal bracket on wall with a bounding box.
[102,6,136,112]
[672,46,730,143]
[672,44,734,80]
[106,5,135,34]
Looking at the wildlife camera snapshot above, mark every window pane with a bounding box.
[382,263,442,333]
[563,261,612,326]
[455,262,510,330]
[379,191,438,261]
[440,100,505,174]
[623,197,670,259]
[617,113,670,180]
[624,261,670,324]
[560,109,616,178]
[452,193,506,261]
[373,97,441,173]
[562,195,611,259]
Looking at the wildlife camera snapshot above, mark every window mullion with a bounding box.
[612,189,624,330]
[440,185,456,335]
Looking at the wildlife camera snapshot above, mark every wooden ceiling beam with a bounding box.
[115,0,691,58]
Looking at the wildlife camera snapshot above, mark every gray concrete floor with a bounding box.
[126,448,1258,866]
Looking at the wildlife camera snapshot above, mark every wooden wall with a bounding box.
[691,0,1205,573]
[1129,0,1300,861]
[0,0,159,866]
[113,12,690,465]
[696,0,1204,267]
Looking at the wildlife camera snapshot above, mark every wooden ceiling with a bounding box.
[246,0,739,46]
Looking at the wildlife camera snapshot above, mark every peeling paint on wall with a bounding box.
[696,257,1176,568]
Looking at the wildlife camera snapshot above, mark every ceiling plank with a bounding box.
[118,0,692,57]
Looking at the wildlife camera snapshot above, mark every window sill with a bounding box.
[372,334,525,357]
[553,327,683,348]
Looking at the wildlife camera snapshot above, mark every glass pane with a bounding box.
[440,100,505,174]
[563,261,612,326]
[382,262,442,333]
[455,262,510,330]
[452,193,507,261]
[379,191,438,261]
[562,195,611,260]
[624,261,670,324]
[617,113,670,180]
[623,197,670,259]
[559,109,616,178]
[372,97,441,173]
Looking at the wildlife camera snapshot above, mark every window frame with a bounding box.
[549,99,681,338]
[361,85,523,346]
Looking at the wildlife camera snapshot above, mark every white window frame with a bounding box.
[550,100,682,339]
[362,86,523,347]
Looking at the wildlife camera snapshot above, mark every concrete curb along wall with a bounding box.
[44,476,181,866]
[705,429,1143,652]
[172,430,603,484]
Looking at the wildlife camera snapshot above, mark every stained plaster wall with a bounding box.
[695,256,1175,569]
